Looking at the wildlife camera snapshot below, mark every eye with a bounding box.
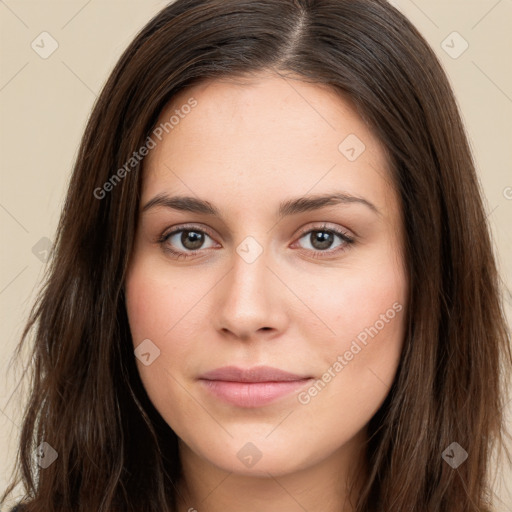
[293,224,355,258]
[157,223,355,260]
[157,225,217,259]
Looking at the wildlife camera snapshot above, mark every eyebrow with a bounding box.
[142,191,380,217]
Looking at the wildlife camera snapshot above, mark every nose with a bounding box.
[214,242,289,341]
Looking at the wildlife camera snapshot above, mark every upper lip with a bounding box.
[199,365,311,383]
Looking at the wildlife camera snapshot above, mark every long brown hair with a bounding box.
[2,0,511,510]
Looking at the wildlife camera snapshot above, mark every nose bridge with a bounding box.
[227,234,271,310]
[215,233,285,337]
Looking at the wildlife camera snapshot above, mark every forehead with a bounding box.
[141,71,396,216]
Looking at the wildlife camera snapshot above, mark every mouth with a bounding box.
[198,365,314,408]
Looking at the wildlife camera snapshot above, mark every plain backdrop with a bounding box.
[1,0,511,510]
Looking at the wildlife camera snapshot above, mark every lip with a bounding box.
[198,365,313,408]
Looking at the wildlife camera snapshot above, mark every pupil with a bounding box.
[312,231,333,250]
[182,230,204,250]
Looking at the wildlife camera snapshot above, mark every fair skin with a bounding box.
[124,71,408,512]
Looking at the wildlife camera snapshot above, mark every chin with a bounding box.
[187,433,326,477]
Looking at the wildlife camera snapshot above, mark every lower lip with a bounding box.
[199,379,313,408]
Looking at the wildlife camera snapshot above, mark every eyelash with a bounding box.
[156,223,355,260]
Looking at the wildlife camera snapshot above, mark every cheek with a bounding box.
[124,255,217,383]
[299,241,407,404]
[125,269,174,342]
[310,253,406,352]
[125,253,196,344]
[124,260,199,418]
[294,274,405,451]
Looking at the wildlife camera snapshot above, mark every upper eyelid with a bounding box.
[296,223,352,238]
[162,223,216,241]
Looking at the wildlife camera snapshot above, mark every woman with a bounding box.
[2,0,511,511]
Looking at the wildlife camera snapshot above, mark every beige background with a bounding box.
[1,0,511,510]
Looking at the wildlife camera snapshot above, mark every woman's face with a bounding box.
[125,72,407,478]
